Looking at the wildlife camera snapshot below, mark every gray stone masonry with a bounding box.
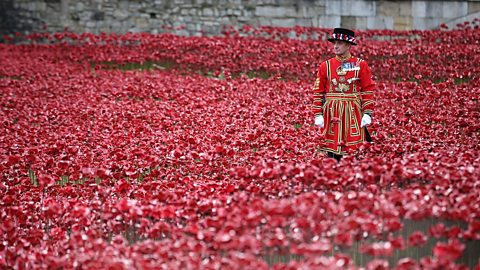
[0,0,479,36]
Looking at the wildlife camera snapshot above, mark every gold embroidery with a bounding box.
[313,78,320,90]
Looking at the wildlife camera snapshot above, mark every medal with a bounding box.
[338,76,345,83]
[347,77,360,84]
[339,83,349,92]
[336,65,346,76]
[335,83,350,92]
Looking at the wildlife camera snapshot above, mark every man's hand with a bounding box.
[314,115,324,128]
[360,114,372,128]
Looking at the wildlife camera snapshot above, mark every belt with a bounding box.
[325,93,359,100]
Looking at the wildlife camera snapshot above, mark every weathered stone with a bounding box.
[443,2,468,18]
[341,16,358,29]
[111,20,122,29]
[98,26,111,33]
[227,9,242,16]
[258,17,272,26]
[367,16,393,29]
[135,17,149,28]
[469,2,480,13]
[318,15,341,28]
[186,23,197,31]
[202,8,215,16]
[393,16,412,30]
[295,18,314,27]
[311,17,320,28]
[413,17,442,30]
[36,2,47,11]
[412,1,427,18]
[1,0,474,36]
[300,5,326,17]
[445,12,480,28]
[92,11,105,21]
[86,21,96,28]
[237,16,253,24]
[399,1,412,16]
[327,0,375,17]
[354,17,368,29]
[129,27,143,33]
[413,1,445,18]
[377,1,400,17]
[271,18,297,28]
[259,0,278,4]
[113,9,129,20]
[128,2,141,10]
[118,0,128,9]
[255,6,298,17]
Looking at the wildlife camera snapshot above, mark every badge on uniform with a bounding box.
[341,62,360,71]
[347,77,359,84]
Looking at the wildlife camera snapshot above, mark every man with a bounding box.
[312,28,375,161]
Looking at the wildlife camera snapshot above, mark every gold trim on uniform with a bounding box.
[326,60,332,93]
[312,78,320,91]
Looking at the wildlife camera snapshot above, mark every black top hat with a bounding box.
[327,28,357,45]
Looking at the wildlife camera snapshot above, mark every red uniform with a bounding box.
[312,55,375,155]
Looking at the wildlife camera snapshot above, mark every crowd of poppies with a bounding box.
[0,25,479,269]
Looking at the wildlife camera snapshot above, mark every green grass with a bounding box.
[0,75,23,80]
[91,60,473,86]
[91,60,177,72]
[29,169,37,187]
[27,166,160,188]
[90,60,275,80]
[395,76,472,85]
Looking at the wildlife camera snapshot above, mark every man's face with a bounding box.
[333,40,351,56]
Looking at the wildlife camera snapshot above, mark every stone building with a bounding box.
[1,0,479,36]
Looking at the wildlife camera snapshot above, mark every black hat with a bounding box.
[327,28,357,45]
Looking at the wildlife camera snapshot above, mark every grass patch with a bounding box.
[0,75,23,80]
[90,60,275,80]
[91,60,177,72]
[395,76,472,85]
[27,166,160,187]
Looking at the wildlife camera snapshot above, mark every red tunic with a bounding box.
[312,56,375,155]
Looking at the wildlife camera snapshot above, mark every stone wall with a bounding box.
[1,0,479,36]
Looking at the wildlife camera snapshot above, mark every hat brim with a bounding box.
[327,38,357,45]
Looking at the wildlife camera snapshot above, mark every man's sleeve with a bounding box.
[312,62,327,117]
[359,60,375,116]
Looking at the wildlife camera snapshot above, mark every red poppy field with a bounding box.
[1,25,479,269]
